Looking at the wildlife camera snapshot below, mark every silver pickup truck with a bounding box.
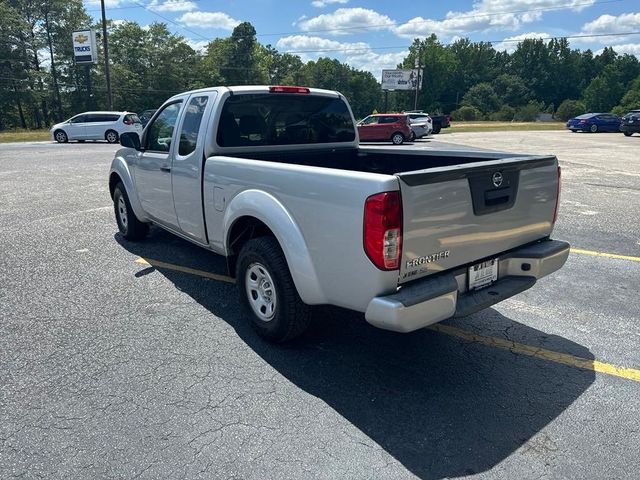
[109,85,569,342]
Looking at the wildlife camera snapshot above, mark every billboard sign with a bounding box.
[381,69,422,90]
[72,30,97,65]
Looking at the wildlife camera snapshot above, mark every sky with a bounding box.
[83,0,640,79]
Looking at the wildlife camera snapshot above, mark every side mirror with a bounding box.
[120,132,141,150]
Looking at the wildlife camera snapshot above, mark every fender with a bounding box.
[223,189,326,305]
[109,151,149,222]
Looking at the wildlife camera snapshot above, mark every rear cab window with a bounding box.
[216,93,355,147]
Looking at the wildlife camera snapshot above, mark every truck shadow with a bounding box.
[116,231,595,480]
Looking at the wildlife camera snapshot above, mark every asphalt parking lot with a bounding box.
[1,131,639,479]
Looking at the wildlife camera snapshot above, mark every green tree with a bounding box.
[399,35,457,112]
[220,22,261,85]
[489,105,515,121]
[556,99,586,121]
[451,105,481,121]
[462,83,500,115]
[494,74,531,107]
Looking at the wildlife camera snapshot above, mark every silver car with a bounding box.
[50,111,142,144]
[407,113,433,139]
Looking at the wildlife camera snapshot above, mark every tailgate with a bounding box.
[397,156,559,283]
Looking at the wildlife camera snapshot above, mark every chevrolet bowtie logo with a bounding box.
[75,34,89,44]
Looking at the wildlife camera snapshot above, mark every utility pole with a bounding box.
[100,0,113,109]
[85,64,93,110]
[413,53,421,111]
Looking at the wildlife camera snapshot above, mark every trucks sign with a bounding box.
[72,30,97,65]
[381,69,422,91]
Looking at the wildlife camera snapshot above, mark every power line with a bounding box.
[2,29,639,62]
[114,0,625,42]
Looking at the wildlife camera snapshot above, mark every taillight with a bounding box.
[123,119,133,125]
[364,191,402,270]
[269,86,310,94]
[553,165,561,224]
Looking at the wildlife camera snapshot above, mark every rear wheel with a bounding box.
[432,125,441,134]
[237,237,311,342]
[590,124,598,133]
[54,130,68,143]
[624,132,633,137]
[391,132,405,145]
[113,182,149,241]
[105,130,119,143]
[408,131,416,141]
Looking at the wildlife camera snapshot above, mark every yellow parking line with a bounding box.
[571,248,640,263]
[135,257,235,284]
[429,324,640,383]
[134,256,640,383]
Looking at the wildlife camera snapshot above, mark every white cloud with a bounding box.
[276,35,406,77]
[177,11,241,30]
[597,43,640,58]
[311,0,348,8]
[493,31,550,52]
[186,39,209,51]
[395,0,596,38]
[85,0,124,7]
[148,0,197,12]
[580,12,640,43]
[277,35,369,61]
[297,8,395,35]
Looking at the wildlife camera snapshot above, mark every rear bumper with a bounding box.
[620,124,640,133]
[364,239,570,333]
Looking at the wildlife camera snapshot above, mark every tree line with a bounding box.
[2,0,640,130]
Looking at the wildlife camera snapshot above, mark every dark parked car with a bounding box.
[566,113,621,133]
[620,110,640,136]
[429,114,451,134]
[357,114,413,145]
[138,109,157,126]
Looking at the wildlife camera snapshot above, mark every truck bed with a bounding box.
[211,145,558,288]
[223,146,527,175]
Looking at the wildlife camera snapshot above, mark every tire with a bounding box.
[105,130,119,143]
[54,130,68,143]
[391,132,405,145]
[624,132,633,137]
[408,131,416,142]
[113,182,149,241]
[590,124,598,133]
[237,237,311,342]
[432,125,441,134]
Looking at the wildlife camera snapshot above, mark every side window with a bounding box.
[178,96,208,156]
[70,115,86,124]
[361,116,378,125]
[145,102,182,152]
[104,114,120,122]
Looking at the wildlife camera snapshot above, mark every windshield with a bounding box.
[217,93,356,147]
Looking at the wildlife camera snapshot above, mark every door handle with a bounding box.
[160,166,171,173]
